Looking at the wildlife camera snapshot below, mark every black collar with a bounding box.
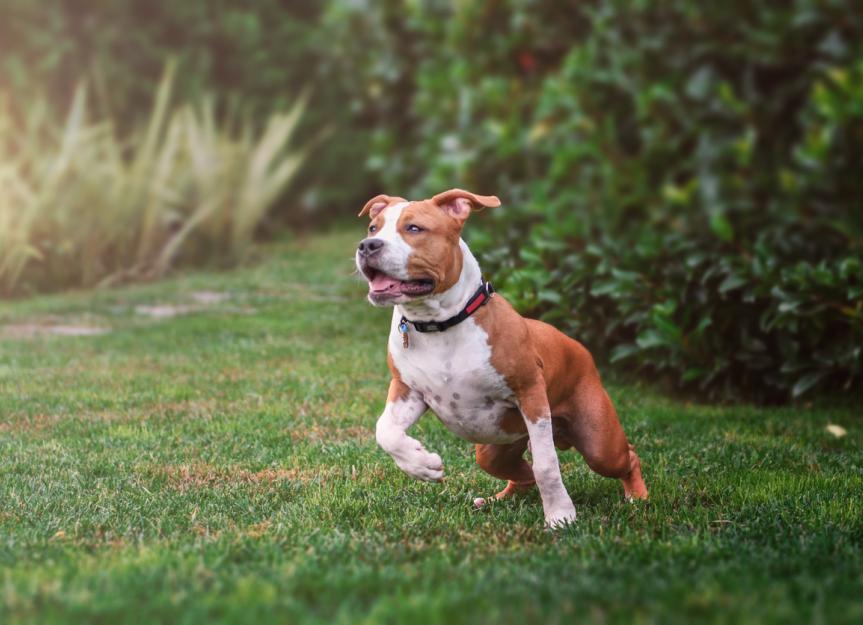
[400,280,494,334]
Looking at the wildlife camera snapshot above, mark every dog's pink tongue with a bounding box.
[370,273,403,293]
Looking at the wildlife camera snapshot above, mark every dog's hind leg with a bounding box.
[474,438,535,506]
[564,377,648,500]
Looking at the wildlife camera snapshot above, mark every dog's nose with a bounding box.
[358,238,384,256]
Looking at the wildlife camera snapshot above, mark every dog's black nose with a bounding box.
[358,238,384,256]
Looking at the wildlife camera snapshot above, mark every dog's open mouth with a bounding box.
[364,268,435,298]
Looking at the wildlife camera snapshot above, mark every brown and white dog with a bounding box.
[356,188,648,527]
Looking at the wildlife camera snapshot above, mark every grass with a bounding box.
[0,229,861,625]
[0,62,310,296]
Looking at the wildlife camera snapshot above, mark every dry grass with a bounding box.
[0,62,313,296]
[152,463,337,492]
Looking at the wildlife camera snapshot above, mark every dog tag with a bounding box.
[399,320,410,349]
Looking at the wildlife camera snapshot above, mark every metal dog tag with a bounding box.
[399,320,410,349]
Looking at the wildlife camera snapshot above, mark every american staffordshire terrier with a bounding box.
[356,188,648,527]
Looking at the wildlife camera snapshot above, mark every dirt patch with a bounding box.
[134,291,251,319]
[0,413,59,433]
[259,283,352,303]
[134,304,199,319]
[1,321,110,339]
[287,422,372,444]
[153,462,332,491]
[49,324,110,336]
[190,291,232,305]
[0,398,230,436]
[243,520,273,538]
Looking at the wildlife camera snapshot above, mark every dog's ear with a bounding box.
[431,188,501,222]
[358,194,404,219]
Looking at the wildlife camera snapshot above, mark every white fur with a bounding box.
[375,390,443,482]
[366,201,412,280]
[389,314,521,445]
[524,417,577,526]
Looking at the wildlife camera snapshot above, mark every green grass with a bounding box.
[1,229,861,625]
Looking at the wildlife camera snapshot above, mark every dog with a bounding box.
[355,188,648,527]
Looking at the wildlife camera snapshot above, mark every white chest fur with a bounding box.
[388,313,523,445]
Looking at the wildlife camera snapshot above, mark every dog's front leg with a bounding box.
[376,380,443,482]
[519,385,577,527]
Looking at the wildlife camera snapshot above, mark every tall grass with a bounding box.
[0,63,311,296]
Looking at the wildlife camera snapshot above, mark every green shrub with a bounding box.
[0,64,309,296]
[325,1,863,402]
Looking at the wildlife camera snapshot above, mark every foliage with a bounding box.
[0,64,308,296]
[323,1,863,402]
[0,231,861,624]
[0,0,369,214]
[2,0,861,400]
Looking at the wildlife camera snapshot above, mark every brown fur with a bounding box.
[398,201,465,294]
[473,297,648,499]
[497,406,527,436]
[431,188,501,221]
[475,439,535,500]
[358,194,407,219]
[386,351,411,403]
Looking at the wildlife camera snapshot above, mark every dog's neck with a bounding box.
[397,239,482,322]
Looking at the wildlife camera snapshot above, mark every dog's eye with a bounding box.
[405,224,424,233]
[368,224,378,233]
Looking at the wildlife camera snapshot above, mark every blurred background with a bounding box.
[1,0,861,403]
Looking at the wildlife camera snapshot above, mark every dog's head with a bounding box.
[355,189,500,306]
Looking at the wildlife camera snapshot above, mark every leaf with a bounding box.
[537,289,562,304]
[792,371,828,398]
[682,368,708,382]
[825,424,847,438]
[636,330,665,350]
[610,343,640,363]
[686,66,715,100]
[653,315,682,342]
[718,273,747,293]
[590,282,618,296]
[709,213,734,242]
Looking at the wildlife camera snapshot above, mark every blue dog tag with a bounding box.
[399,319,410,348]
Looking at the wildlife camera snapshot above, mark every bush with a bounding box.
[0,64,309,296]
[325,1,863,402]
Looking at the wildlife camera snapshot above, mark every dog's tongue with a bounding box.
[370,273,403,293]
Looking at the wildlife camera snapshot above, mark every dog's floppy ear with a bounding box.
[358,194,404,219]
[431,188,501,222]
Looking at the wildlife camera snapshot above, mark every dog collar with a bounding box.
[399,280,494,346]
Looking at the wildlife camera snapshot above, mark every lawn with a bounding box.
[1,230,861,625]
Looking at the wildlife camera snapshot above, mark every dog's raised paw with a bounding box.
[395,449,444,482]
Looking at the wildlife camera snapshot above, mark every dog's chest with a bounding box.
[389,316,523,444]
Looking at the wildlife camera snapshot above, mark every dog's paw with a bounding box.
[544,502,577,529]
[395,449,444,482]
